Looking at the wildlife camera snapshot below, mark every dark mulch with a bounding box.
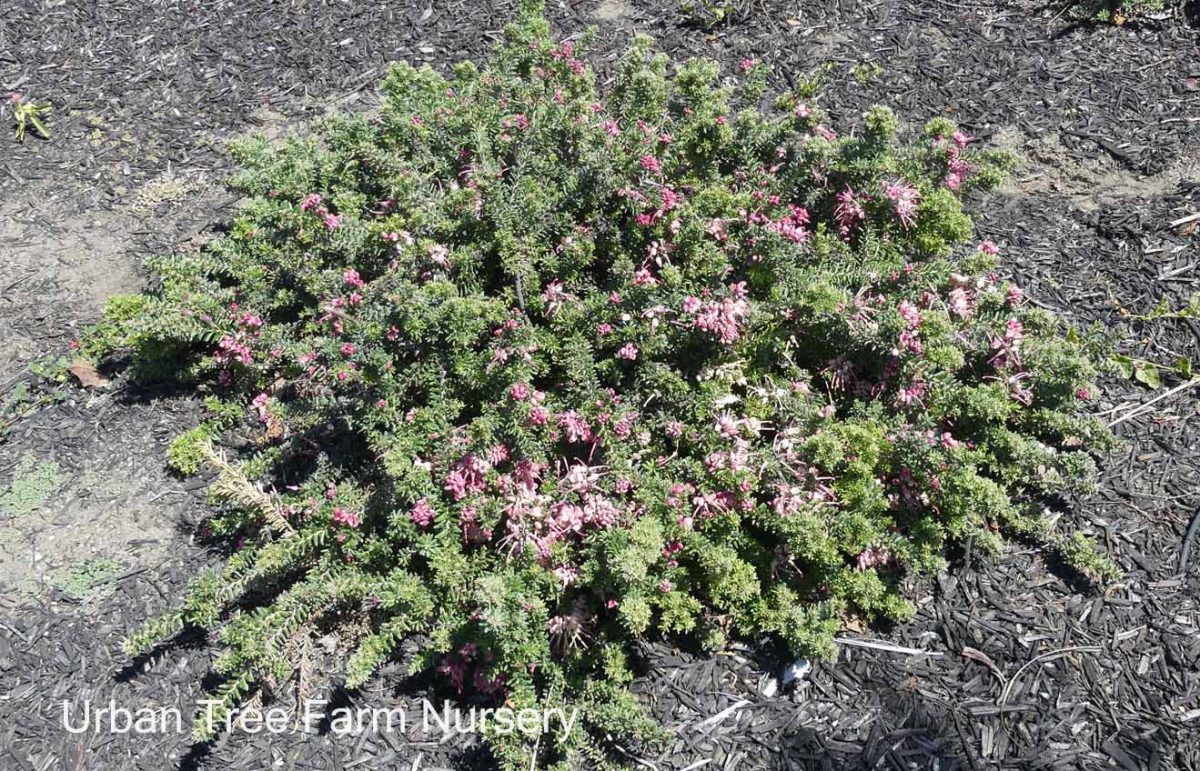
[1,0,1198,769]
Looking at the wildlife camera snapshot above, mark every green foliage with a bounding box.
[50,557,125,601]
[8,93,52,142]
[97,4,1115,766]
[1072,0,1167,22]
[167,425,218,474]
[679,0,741,29]
[0,453,62,517]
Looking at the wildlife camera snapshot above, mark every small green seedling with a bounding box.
[9,92,52,142]
[51,558,126,601]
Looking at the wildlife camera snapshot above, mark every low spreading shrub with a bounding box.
[94,3,1117,766]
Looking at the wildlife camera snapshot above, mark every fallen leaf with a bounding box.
[68,359,109,389]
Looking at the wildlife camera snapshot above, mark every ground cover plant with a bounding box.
[1073,0,1168,23]
[91,2,1120,766]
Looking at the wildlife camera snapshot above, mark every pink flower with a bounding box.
[990,318,1026,368]
[633,267,659,287]
[510,383,530,401]
[979,240,1000,255]
[659,579,673,593]
[690,294,750,344]
[215,336,253,365]
[323,213,342,230]
[952,130,973,148]
[251,392,273,423]
[340,342,356,357]
[834,186,865,236]
[715,413,740,438]
[300,193,323,211]
[883,179,921,229]
[739,58,757,72]
[529,406,548,426]
[895,379,928,407]
[769,205,810,243]
[542,280,569,315]
[898,329,923,355]
[558,411,592,443]
[409,497,436,527]
[948,287,973,318]
[856,546,889,571]
[638,155,662,175]
[617,343,639,361]
[1076,387,1091,400]
[944,158,970,190]
[343,268,365,288]
[332,507,360,528]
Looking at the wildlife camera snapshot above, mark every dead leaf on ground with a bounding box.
[68,359,109,388]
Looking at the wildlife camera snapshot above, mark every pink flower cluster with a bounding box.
[896,300,923,355]
[497,460,627,560]
[215,335,254,367]
[856,545,890,571]
[834,186,866,236]
[990,318,1025,369]
[299,193,343,230]
[445,454,491,501]
[883,179,920,229]
[937,132,974,190]
[332,506,360,528]
[549,40,586,76]
[767,205,811,243]
[638,155,662,175]
[684,283,751,344]
[409,497,436,528]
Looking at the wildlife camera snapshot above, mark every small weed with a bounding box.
[1074,0,1168,22]
[0,454,63,517]
[28,353,72,383]
[679,0,740,29]
[852,61,884,84]
[7,92,51,142]
[50,558,126,601]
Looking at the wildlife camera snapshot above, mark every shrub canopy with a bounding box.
[101,3,1114,766]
